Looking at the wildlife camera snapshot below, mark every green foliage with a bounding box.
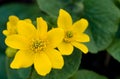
[107,39,120,62]
[0,53,7,79]
[107,25,120,62]
[83,0,120,53]
[70,69,108,79]
[6,57,31,79]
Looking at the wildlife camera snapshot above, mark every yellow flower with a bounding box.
[3,15,31,36]
[5,17,64,76]
[57,9,90,55]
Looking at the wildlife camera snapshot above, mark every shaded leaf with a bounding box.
[83,0,120,53]
[37,0,65,18]
[70,69,108,79]
[6,57,31,79]
[107,39,120,62]
[0,53,7,79]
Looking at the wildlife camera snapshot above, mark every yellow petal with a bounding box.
[9,15,19,25]
[17,21,36,37]
[3,30,9,36]
[45,49,64,69]
[57,9,72,29]
[10,50,34,69]
[37,17,48,37]
[74,33,90,42]
[72,18,88,33]
[24,19,32,23]
[47,28,64,48]
[57,42,73,55]
[5,35,28,49]
[34,52,52,76]
[71,42,88,54]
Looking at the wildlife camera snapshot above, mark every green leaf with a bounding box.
[6,57,31,79]
[70,70,108,79]
[6,57,21,79]
[31,48,82,79]
[107,25,120,62]
[36,0,84,20]
[0,3,42,52]
[83,0,120,53]
[17,67,31,79]
[36,0,66,18]
[107,39,120,62]
[0,53,7,79]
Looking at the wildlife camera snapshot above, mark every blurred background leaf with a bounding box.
[107,25,120,62]
[6,57,31,79]
[0,53,7,79]
[83,0,120,53]
[70,69,108,79]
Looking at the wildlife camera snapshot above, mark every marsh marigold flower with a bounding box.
[57,9,90,55]
[5,17,64,76]
[3,15,31,36]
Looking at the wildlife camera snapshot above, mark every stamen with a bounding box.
[30,39,47,53]
[66,31,73,38]
[64,31,73,43]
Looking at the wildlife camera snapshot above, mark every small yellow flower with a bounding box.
[5,17,64,76]
[3,15,31,36]
[57,9,90,55]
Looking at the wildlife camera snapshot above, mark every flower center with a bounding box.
[30,39,47,53]
[64,31,73,43]
[66,31,73,38]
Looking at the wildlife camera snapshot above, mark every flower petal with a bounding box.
[3,30,8,36]
[72,18,88,33]
[17,21,36,37]
[57,42,73,55]
[24,19,32,23]
[5,35,28,49]
[37,17,48,38]
[57,9,72,29]
[8,15,19,26]
[45,49,64,69]
[34,52,52,76]
[10,50,34,69]
[71,42,88,54]
[47,28,64,48]
[74,33,90,42]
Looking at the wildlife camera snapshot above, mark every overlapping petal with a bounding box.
[5,35,28,49]
[74,33,90,42]
[37,17,48,38]
[57,9,72,29]
[47,28,64,48]
[8,15,19,27]
[71,42,88,54]
[45,49,64,69]
[10,50,34,69]
[34,52,52,76]
[58,42,73,55]
[72,18,88,33]
[17,21,36,37]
